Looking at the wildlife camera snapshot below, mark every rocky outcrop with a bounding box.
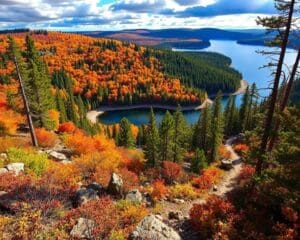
[73,188,99,207]
[45,150,68,161]
[70,218,95,239]
[130,215,181,240]
[126,189,143,204]
[221,159,233,170]
[107,173,123,196]
[0,168,8,174]
[5,163,24,175]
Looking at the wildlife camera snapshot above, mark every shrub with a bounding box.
[58,121,76,134]
[192,167,222,190]
[121,149,145,175]
[238,165,255,183]
[7,148,49,176]
[48,109,60,130]
[162,161,182,184]
[234,144,250,157]
[64,131,96,155]
[0,108,24,135]
[35,128,58,148]
[74,153,102,179]
[0,136,30,153]
[189,196,236,239]
[169,183,199,200]
[119,168,139,193]
[151,179,168,200]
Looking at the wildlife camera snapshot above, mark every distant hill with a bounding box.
[82,28,300,49]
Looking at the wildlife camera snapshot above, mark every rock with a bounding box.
[48,150,68,161]
[221,159,233,170]
[86,182,105,195]
[168,211,183,221]
[0,192,19,213]
[61,160,72,165]
[73,187,99,207]
[213,185,218,191]
[0,168,8,174]
[126,189,143,204]
[0,191,7,197]
[107,173,123,196]
[173,198,185,204]
[130,215,181,240]
[6,163,24,175]
[0,153,7,159]
[70,218,95,239]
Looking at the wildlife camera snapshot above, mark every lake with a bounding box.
[99,40,297,125]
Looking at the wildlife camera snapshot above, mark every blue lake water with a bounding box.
[99,40,297,125]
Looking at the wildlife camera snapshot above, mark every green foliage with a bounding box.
[7,148,49,176]
[159,111,175,162]
[118,118,135,148]
[191,149,208,174]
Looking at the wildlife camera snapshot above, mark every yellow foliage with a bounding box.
[48,109,60,130]
[169,183,199,200]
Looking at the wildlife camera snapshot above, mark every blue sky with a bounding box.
[0,0,276,31]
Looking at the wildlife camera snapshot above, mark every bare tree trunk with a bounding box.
[256,0,295,174]
[267,49,300,151]
[14,56,39,147]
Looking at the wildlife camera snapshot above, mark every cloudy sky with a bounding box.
[0,0,277,31]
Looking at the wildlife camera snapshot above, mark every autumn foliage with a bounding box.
[151,179,168,200]
[192,167,222,190]
[35,128,58,148]
[162,161,182,184]
[58,121,76,134]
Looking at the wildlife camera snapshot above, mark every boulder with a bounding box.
[126,189,143,204]
[73,187,99,207]
[0,168,8,174]
[48,150,68,161]
[0,153,7,159]
[6,163,24,175]
[86,182,105,195]
[0,192,19,213]
[70,218,95,239]
[213,185,218,191]
[107,173,123,196]
[221,159,233,170]
[130,215,181,240]
[168,211,183,221]
[173,198,185,204]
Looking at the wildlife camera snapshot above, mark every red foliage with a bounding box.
[192,167,222,190]
[238,165,255,182]
[234,144,250,157]
[162,161,182,184]
[119,168,139,192]
[58,122,76,134]
[151,179,168,200]
[35,128,58,148]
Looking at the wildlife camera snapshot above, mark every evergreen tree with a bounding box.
[245,83,258,131]
[172,106,189,162]
[55,89,67,123]
[159,111,175,162]
[144,108,160,167]
[224,96,239,135]
[239,86,250,132]
[112,124,119,145]
[118,118,135,148]
[191,148,208,174]
[210,91,224,162]
[137,125,144,147]
[24,35,55,129]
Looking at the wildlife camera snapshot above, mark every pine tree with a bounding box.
[137,125,144,147]
[172,106,189,162]
[112,124,119,145]
[245,83,258,131]
[159,111,175,162]
[224,96,238,136]
[210,91,224,162]
[118,118,135,148]
[191,149,207,174]
[24,35,55,130]
[144,108,160,167]
[239,86,250,132]
[55,89,67,123]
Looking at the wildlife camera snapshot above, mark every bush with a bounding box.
[119,168,139,193]
[169,183,199,200]
[238,165,255,183]
[58,122,76,134]
[35,128,58,148]
[162,161,182,184]
[7,148,49,176]
[234,144,250,157]
[151,179,168,200]
[192,167,222,190]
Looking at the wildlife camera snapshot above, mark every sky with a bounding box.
[0,0,277,31]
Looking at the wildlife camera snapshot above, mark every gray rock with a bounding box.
[126,189,143,204]
[74,187,99,207]
[221,159,233,170]
[213,185,218,191]
[6,163,24,175]
[168,211,183,221]
[70,218,95,239]
[86,182,105,195]
[48,150,67,161]
[61,160,72,165]
[0,153,7,159]
[0,168,8,174]
[173,198,185,204]
[130,215,181,240]
[107,173,123,196]
[0,192,18,213]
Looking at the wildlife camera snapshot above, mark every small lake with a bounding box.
[99,40,297,125]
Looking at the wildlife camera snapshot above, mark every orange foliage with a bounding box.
[65,131,96,155]
[58,122,76,134]
[119,168,139,192]
[120,149,145,175]
[234,144,250,157]
[162,161,182,184]
[219,145,231,159]
[0,108,24,135]
[192,167,222,190]
[48,109,60,130]
[35,128,58,148]
[151,179,168,200]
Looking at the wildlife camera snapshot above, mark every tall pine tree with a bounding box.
[159,111,175,162]
[118,118,135,148]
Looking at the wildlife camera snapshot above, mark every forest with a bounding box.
[0,0,299,239]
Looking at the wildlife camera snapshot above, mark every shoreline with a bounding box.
[87,80,248,124]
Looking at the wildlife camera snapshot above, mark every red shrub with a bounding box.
[162,161,182,184]
[35,128,58,148]
[238,165,255,182]
[151,179,168,200]
[119,168,139,193]
[58,122,76,134]
[192,167,222,190]
[234,144,250,157]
